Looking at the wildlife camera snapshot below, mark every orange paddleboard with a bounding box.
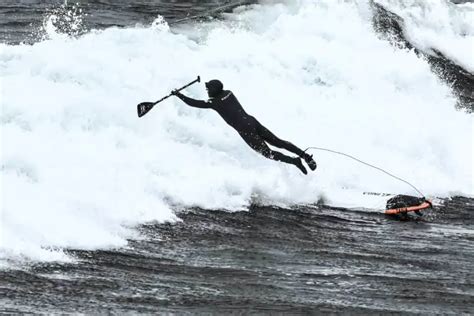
[385,201,432,215]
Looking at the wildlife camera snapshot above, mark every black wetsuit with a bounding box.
[176,90,306,164]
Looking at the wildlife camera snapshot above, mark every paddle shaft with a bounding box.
[152,76,201,106]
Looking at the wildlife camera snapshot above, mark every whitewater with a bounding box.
[0,0,473,264]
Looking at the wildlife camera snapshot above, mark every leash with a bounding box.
[304,146,425,197]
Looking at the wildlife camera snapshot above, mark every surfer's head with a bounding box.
[205,80,223,98]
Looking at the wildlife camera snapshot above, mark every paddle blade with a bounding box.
[137,102,155,118]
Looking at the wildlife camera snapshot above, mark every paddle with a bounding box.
[137,76,201,118]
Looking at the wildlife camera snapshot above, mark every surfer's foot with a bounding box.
[303,153,317,171]
[293,157,308,175]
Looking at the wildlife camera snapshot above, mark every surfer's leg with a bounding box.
[239,132,307,174]
[256,122,305,156]
[256,122,317,170]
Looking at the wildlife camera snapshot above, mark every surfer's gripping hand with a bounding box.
[171,89,181,96]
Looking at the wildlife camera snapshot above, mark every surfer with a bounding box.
[171,80,317,174]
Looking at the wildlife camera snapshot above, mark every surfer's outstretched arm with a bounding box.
[172,91,212,109]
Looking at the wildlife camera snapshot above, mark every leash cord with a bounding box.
[304,146,425,197]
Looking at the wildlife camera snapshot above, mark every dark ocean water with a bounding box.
[0,0,472,44]
[1,0,473,314]
[0,0,256,44]
[1,198,473,314]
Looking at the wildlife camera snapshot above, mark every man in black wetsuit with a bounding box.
[171,79,317,174]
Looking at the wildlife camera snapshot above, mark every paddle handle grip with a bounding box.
[176,75,201,93]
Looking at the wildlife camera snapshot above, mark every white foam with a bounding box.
[375,0,474,72]
[1,0,472,264]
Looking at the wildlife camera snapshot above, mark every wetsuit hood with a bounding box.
[205,80,224,98]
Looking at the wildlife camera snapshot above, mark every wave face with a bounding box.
[375,0,474,72]
[1,0,472,263]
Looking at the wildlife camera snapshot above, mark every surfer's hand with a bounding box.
[171,89,180,96]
